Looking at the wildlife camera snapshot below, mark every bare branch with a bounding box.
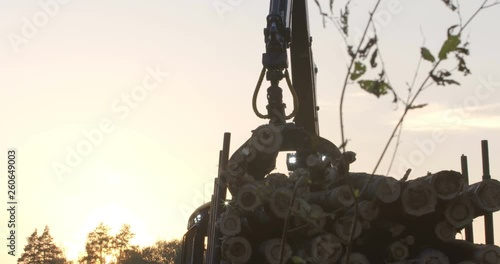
[339,0,383,153]
[385,123,404,176]
[456,0,464,28]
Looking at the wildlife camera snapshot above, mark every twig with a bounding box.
[339,0,383,152]
[369,20,404,104]
[371,0,495,175]
[278,179,303,264]
[385,122,404,175]
[339,153,357,264]
[456,0,463,28]
[482,0,500,10]
[460,0,497,33]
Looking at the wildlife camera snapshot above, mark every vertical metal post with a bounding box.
[461,154,474,243]
[481,140,494,245]
[207,133,231,264]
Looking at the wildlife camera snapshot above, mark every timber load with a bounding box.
[217,124,500,264]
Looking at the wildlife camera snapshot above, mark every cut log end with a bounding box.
[476,245,500,264]
[445,196,474,228]
[261,238,291,264]
[389,241,409,261]
[376,177,402,203]
[237,184,263,212]
[250,125,282,154]
[473,179,500,212]
[401,181,437,216]
[220,212,242,236]
[342,252,370,264]
[432,171,464,200]
[434,221,456,242]
[310,233,343,263]
[269,188,294,219]
[223,236,252,263]
[358,200,379,221]
[417,249,450,264]
[333,216,363,242]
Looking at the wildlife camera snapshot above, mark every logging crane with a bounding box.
[180,1,500,263]
[181,0,338,262]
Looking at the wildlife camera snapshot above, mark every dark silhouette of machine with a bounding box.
[180,1,499,263]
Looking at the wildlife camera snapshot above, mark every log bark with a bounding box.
[309,185,354,211]
[466,179,500,213]
[350,173,401,203]
[439,240,500,264]
[290,204,327,237]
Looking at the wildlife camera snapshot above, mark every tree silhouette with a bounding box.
[18,226,67,264]
[113,224,135,263]
[141,239,182,264]
[82,223,113,264]
[18,230,40,264]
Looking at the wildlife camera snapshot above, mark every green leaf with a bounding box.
[350,61,366,80]
[291,256,306,264]
[421,47,435,63]
[354,189,360,198]
[439,33,461,60]
[358,80,390,97]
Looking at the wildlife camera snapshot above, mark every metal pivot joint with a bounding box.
[252,0,301,126]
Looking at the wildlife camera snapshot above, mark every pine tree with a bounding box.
[113,224,134,263]
[18,226,67,264]
[83,223,113,264]
[38,225,66,264]
[18,230,40,264]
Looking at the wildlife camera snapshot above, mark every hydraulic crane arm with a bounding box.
[259,0,319,136]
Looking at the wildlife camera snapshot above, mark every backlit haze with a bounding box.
[1,0,499,262]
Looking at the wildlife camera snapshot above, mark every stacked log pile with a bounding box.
[218,125,500,264]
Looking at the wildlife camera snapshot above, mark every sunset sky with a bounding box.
[1,0,499,262]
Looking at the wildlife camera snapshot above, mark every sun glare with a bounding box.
[105,254,117,264]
